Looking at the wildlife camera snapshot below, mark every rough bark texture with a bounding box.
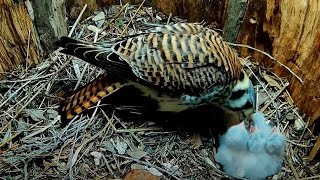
[70,0,228,29]
[32,0,68,53]
[236,0,320,126]
[0,0,40,76]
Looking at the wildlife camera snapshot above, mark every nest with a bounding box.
[0,3,319,180]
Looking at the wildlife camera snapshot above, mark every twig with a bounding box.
[98,3,129,41]
[21,116,60,141]
[120,0,146,36]
[114,154,181,180]
[0,81,31,108]
[227,42,303,84]
[286,139,313,148]
[116,128,162,133]
[68,4,88,37]
[286,157,300,180]
[300,175,320,180]
[260,83,289,112]
[14,84,45,118]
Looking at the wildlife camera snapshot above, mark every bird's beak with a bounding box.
[244,114,255,133]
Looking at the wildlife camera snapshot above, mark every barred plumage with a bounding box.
[57,23,242,95]
[56,23,256,124]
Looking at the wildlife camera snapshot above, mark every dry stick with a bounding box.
[73,30,100,91]
[21,116,60,141]
[0,81,31,108]
[226,42,303,84]
[68,116,115,174]
[286,157,300,180]
[245,63,274,107]
[298,118,309,143]
[25,28,31,71]
[68,4,88,37]
[114,154,181,180]
[120,0,146,36]
[0,131,22,148]
[113,115,142,144]
[285,139,312,148]
[260,82,289,113]
[101,154,115,176]
[5,95,28,114]
[13,85,46,118]
[167,13,172,25]
[300,175,320,180]
[14,61,71,119]
[101,110,117,132]
[116,128,161,133]
[97,3,129,41]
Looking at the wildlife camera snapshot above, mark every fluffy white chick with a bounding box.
[215,112,286,180]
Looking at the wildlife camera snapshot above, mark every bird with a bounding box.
[55,22,256,125]
[215,111,286,180]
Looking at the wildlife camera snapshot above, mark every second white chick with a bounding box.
[215,112,286,180]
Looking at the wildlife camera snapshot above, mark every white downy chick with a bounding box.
[215,112,286,180]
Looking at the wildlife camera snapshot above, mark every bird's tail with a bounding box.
[55,36,132,76]
[59,73,125,127]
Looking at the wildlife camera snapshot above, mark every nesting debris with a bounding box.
[0,3,319,180]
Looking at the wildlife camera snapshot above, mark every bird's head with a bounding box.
[224,72,256,122]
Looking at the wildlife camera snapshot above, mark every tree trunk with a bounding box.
[236,0,320,126]
[31,0,68,53]
[0,0,40,76]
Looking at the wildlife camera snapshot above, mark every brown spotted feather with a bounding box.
[59,73,124,125]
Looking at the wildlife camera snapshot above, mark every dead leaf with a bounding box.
[188,133,202,149]
[43,160,64,171]
[23,109,46,121]
[124,169,161,180]
[263,72,282,89]
[91,151,102,166]
[113,138,128,155]
[102,140,116,153]
[161,162,179,172]
[145,167,163,177]
[127,150,147,160]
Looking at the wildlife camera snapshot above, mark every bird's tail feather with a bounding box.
[55,36,132,76]
[59,73,125,127]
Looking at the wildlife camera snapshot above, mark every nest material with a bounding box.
[0,3,319,180]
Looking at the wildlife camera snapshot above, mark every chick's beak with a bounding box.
[244,115,255,133]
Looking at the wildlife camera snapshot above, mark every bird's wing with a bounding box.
[56,23,243,97]
[112,23,243,95]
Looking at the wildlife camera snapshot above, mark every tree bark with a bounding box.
[31,0,68,53]
[236,0,320,126]
[0,0,40,75]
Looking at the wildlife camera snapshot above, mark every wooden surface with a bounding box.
[32,0,68,52]
[236,0,320,125]
[0,0,40,75]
